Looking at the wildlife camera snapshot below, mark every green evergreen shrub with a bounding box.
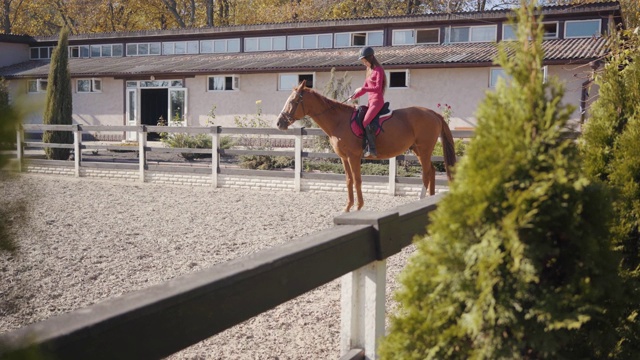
[42,27,73,160]
[580,27,640,357]
[379,2,623,359]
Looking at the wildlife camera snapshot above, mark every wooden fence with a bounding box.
[12,124,475,194]
[0,185,444,359]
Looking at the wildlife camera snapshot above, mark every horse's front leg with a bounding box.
[341,158,354,212]
[348,155,365,210]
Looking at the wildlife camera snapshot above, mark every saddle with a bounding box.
[350,102,393,139]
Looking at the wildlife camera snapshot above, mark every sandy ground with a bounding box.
[0,174,420,359]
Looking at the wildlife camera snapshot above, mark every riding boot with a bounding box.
[364,124,377,158]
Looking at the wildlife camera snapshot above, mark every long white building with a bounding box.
[0,2,624,141]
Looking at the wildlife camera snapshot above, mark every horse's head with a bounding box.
[276,80,307,130]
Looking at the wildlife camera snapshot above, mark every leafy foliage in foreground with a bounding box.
[580,27,640,358]
[379,2,623,358]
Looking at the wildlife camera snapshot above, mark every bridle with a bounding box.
[279,86,305,126]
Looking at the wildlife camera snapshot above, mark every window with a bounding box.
[27,79,48,93]
[162,41,199,55]
[69,46,80,58]
[126,43,161,56]
[503,22,558,40]
[279,73,314,91]
[503,24,516,40]
[334,31,383,48]
[84,44,123,57]
[393,30,414,45]
[490,68,509,88]
[417,29,439,44]
[200,39,240,53]
[393,29,439,45]
[289,34,333,50]
[91,45,101,57]
[565,19,600,38]
[542,23,559,39]
[30,47,54,59]
[208,75,239,91]
[446,25,497,43]
[77,78,102,93]
[490,66,547,87]
[244,36,286,52]
[318,34,332,48]
[80,45,90,58]
[387,70,409,88]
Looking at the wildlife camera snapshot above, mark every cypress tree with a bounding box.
[580,28,640,357]
[379,1,622,359]
[42,27,73,160]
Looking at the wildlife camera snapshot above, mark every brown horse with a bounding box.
[276,80,456,212]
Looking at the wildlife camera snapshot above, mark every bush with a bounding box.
[239,155,293,170]
[432,139,467,172]
[380,3,623,358]
[580,27,640,358]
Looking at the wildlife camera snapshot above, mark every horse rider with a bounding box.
[349,46,386,158]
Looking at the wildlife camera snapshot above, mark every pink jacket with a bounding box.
[353,66,385,103]
[353,66,385,127]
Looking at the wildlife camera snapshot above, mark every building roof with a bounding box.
[0,37,608,79]
[0,34,36,44]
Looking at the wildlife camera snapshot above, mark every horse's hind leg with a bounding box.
[341,158,355,212]
[416,152,436,198]
[429,164,436,195]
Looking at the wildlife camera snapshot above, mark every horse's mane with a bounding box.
[303,87,354,113]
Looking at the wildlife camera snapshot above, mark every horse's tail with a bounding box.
[438,114,457,181]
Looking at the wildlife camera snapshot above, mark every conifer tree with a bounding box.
[42,27,73,160]
[580,28,640,357]
[379,1,622,358]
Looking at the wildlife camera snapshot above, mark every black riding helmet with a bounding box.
[358,46,374,60]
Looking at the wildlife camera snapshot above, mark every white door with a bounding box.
[126,88,138,141]
[168,88,187,126]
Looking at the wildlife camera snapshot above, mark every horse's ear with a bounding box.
[299,79,307,89]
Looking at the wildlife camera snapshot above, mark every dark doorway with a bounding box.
[141,88,168,141]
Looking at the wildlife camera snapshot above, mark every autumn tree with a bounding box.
[379,1,624,358]
[42,27,73,160]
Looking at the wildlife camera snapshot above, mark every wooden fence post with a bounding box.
[73,124,82,177]
[16,127,23,172]
[335,210,399,360]
[211,126,220,188]
[340,260,386,360]
[388,156,397,196]
[139,126,146,183]
[294,127,303,192]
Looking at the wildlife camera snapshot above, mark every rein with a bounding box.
[280,88,351,126]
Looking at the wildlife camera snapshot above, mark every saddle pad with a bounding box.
[350,109,393,139]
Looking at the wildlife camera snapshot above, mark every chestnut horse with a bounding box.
[276,80,456,212]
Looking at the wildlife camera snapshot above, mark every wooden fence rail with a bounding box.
[13,124,474,193]
[0,189,443,360]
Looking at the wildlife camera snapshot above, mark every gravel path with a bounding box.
[0,174,420,359]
